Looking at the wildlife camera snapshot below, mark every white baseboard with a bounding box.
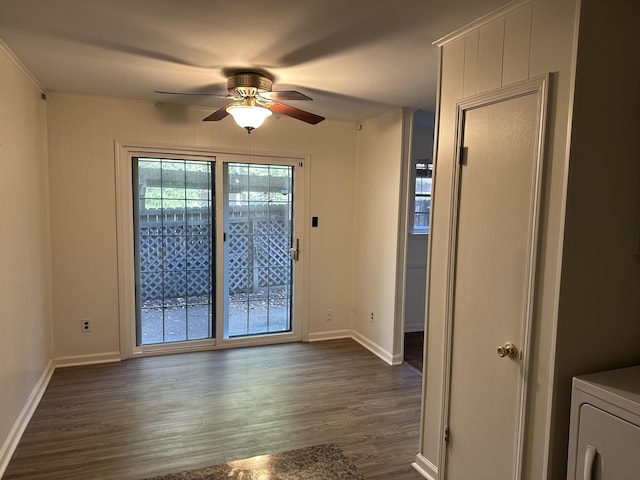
[307,329,352,342]
[391,352,404,365]
[309,330,402,366]
[55,351,121,368]
[350,330,396,365]
[413,453,438,480]
[0,359,55,477]
[404,321,425,333]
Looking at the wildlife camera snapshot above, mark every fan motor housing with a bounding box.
[227,73,273,97]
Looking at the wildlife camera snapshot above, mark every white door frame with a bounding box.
[438,75,549,479]
[114,142,310,359]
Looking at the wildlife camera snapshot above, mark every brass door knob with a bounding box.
[497,342,518,358]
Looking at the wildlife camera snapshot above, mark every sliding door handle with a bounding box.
[290,238,300,262]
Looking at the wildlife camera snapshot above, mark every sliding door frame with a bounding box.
[115,142,310,359]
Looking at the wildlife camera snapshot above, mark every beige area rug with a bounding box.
[140,443,366,480]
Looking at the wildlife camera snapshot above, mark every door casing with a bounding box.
[115,143,310,358]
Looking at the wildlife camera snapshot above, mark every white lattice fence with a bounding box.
[138,208,291,302]
[138,210,213,303]
[228,217,291,293]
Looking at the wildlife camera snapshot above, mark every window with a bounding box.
[412,159,432,234]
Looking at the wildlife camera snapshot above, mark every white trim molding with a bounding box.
[311,330,406,366]
[351,331,398,366]
[413,453,438,480]
[55,352,122,368]
[307,330,352,342]
[434,0,531,46]
[405,318,425,333]
[0,360,55,477]
[114,141,310,358]
[0,39,47,93]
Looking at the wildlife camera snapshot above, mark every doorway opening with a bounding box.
[403,110,435,372]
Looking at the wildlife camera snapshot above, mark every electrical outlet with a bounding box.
[325,309,333,321]
[81,319,91,333]
[369,310,375,323]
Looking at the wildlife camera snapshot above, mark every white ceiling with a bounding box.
[0,0,508,123]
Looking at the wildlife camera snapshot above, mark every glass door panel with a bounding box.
[223,162,294,338]
[133,158,215,346]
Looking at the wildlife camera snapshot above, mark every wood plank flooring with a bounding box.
[4,339,425,480]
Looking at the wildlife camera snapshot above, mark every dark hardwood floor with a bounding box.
[4,339,425,480]
[403,332,424,373]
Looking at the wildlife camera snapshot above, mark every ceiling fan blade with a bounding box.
[260,90,312,101]
[269,103,325,125]
[155,90,230,99]
[202,104,233,121]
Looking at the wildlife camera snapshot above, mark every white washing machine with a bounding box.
[567,365,640,479]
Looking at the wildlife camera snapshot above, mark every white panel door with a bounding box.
[443,79,547,479]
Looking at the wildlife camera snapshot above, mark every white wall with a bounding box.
[46,93,360,361]
[350,110,405,363]
[0,42,53,472]
[418,0,581,478]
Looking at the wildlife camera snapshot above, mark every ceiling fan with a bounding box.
[156,72,325,132]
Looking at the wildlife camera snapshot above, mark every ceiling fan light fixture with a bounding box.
[226,104,272,132]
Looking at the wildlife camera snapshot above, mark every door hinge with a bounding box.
[299,161,304,167]
[444,425,450,444]
[458,146,468,166]
[223,232,227,242]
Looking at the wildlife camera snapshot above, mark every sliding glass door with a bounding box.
[130,154,302,350]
